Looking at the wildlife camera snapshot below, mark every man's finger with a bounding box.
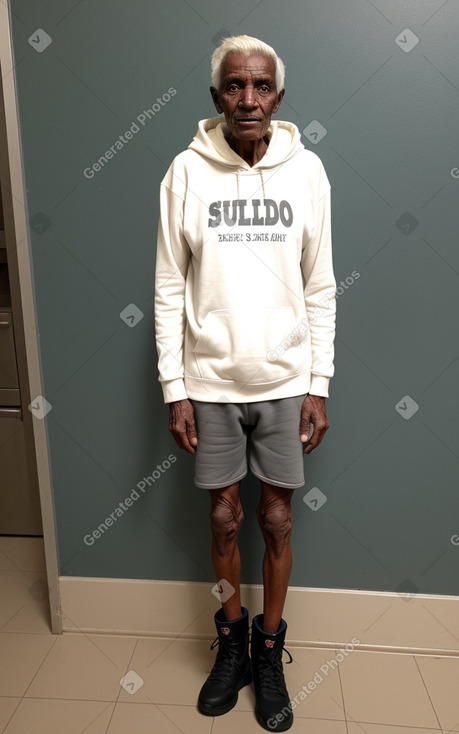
[168,399,198,454]
[169,420,194,453]
[181,437,197,454]
[172,427,196,455]
[303,422,328,454]
[303,430,320,454]
[299,408,313,442]
[299,420,313,443]
[185,422,198,453]
[299,395,312,442]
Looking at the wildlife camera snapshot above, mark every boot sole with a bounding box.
[197,669,252,716]
[255,707,293,732]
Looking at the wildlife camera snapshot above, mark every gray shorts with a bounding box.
[191,394,308,490]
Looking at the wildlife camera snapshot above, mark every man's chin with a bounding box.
[229,120,270,140]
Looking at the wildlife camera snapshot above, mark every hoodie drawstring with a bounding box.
[259,168,266,198]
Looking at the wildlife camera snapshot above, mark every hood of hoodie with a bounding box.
[188,116,304,170]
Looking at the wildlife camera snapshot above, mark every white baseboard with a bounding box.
[59,576,459,656]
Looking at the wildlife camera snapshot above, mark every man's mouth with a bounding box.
[235,117,262,124]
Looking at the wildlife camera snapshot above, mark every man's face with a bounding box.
[211,53,284,143]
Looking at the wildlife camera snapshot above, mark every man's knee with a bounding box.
[210,493,244,554]
[257,498,292,557]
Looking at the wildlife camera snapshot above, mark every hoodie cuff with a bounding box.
[161,379,188,404]
[309,374,330,398]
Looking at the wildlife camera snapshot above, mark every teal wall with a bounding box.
[11,0,459,595]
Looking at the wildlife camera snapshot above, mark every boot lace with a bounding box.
[207,635,242,683]
[256,646,293,696]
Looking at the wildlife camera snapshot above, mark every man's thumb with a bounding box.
[300,418,312,442]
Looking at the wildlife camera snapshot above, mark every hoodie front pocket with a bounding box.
[192,307,310,383]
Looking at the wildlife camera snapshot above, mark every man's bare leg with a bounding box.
[199,481,251,715]
[209,482,243,621]
[257,481,294,633]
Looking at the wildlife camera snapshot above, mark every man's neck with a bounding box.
[227,135,269,167]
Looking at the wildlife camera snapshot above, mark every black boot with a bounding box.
[251,614,293,731]
[198,606,252,716]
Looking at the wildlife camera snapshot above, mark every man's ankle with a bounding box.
[221,604,243,622]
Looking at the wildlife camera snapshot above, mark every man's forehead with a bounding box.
[221,53,276,79]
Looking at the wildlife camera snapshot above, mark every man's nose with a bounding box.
[239,86,257,107]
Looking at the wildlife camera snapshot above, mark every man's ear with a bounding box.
[272,88,285,114]
[210,86,223,114]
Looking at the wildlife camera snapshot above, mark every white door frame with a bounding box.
[0,1,61,633]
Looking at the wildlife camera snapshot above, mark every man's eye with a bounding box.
[259,85,270,93]
[227,84,239,92]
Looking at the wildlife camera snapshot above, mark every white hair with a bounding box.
[211,34,285,92]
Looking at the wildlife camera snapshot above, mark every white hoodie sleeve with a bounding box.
[301,165,336,398]
[154,180,190,403]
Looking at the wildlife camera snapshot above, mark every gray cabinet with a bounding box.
[0,408,42,534]
[0,79,42,536]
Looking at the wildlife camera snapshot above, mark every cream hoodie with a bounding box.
[155,117,336,404]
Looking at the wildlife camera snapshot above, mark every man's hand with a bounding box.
[169,399,198,454]
[299,394,329,454]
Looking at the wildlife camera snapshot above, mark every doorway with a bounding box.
[0,2,61,632]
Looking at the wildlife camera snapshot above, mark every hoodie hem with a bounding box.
[184,372,312,403]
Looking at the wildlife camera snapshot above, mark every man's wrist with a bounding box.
[309,374,330,397]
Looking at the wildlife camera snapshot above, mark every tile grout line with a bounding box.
[103,637,140,733]
[413,654,445,733]
[336,651,350,734]
[15,633,60,706]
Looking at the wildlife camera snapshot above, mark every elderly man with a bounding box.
[155,34,336,731]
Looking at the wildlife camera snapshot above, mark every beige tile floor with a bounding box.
[1,536,458,733]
